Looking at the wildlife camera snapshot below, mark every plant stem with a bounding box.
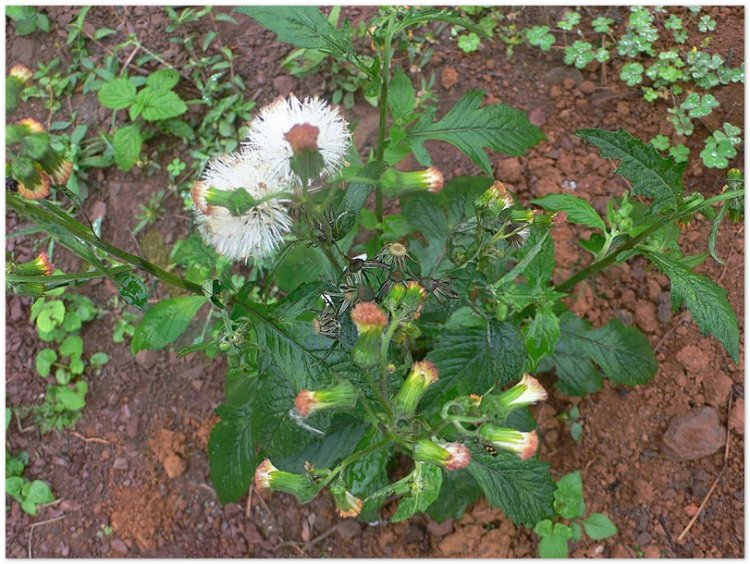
[556,190,744,293]
[7,194,203,295]
[7,265,131,285]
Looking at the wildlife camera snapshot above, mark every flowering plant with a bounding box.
[7,6,742,529]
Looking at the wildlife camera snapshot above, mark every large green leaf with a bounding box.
[524,308,560,369]
[532,194,606,231]
[131,296,208,353]
[427,317,526,398]
[389,67,416,121]
[468,451,555,526]
[427,469,482,523]
[98,77,136,110]
[577,128,686,211]
[235,6,351,55]
[647,251,739,362]
[407,90,544,174]
[542,312,657,395]
[113,124,142,172]
[209,416,257,504]
[135,87,187,121]
[392,462,443,522]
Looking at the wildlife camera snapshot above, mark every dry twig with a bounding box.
[28,514,67,558]
[70,431,110,445]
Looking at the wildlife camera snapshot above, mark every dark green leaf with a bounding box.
[235,6,350,55]
[524,308,560,369]
[407,90,544,174]
[136,87,187,121]
[532,194,606,231]
[646,251,739,362]
[276,417,368,473]
[209,416,257,504]
[427,318,526,398]
[131,296,208,353]
[427,469,482,522]
[577,128,686,211]
[468,451,555,526]
[389,67,416,121]
[146,68,180,91]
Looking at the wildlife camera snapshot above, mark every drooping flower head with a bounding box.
[294,381,358,418]
[192,151,293,261]
[253,458,315,501]
[244,94,351,188]
[495,373,548,412]
[413,439,471,471]
[479,425,539,460]
[331,485,364,518]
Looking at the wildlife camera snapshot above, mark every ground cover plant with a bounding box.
[5,5,744,558]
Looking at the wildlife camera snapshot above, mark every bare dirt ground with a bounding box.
[6,6,744,558]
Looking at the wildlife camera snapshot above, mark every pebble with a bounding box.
[440,66,459,90]
[495,157,523,183]
[729,398,744,434]
[135,350,158,370]
[579,80,595,94]
[163,454,188,478]
[111,538,129,555]
[113,457,129,470]
[662,407,726,460]
[634,300,659,333]
[272,75,297,96]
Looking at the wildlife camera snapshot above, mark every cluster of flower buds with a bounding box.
[475,180,514,219]
[379,166,444,197]
[412,439,471,471]
[382,280,428,321]
[350,301,389,367]
[254,459,317,502]
[294,381,358,418]
[8,118,73,200]
[392,360,439,417]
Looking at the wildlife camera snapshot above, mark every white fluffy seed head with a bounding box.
[244,94,351,188]
[194,151,293,262]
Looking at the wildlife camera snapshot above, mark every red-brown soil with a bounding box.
[6,6,744,558]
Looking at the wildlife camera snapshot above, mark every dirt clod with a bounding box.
[440,66,459,90]
[662,407,726,460]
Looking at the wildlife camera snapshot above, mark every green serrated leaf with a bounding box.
[583,512,618,540]
[427,318,526,399]
[97,77,136,110]
[426,469,482,522]
[113,124,142,172]
[646,252,739,362]
[131,296,208,354]
[388,67,416,121]
[407,90,544,174]
[209,415,257,504]
[532,194,606,231]
[235,6,350,55]
[577,128,686,211]
[146,68,180,91]
[392,462,443,522]
[524,308,560,369]
[539,533,570,558]
[468,451,555,526]
[136,87,187,121]
[554,471,586,519]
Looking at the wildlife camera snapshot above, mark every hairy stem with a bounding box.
[556,190,744,293]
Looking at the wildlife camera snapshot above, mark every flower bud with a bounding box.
[479,424,539,460]
[495,374,548,412]
[330,484,364,518]
[17,167,51,200]
[380,167,444,197]
[393,360,438,416]
[18,117,45,134]
[285,123,326,184]
[351,302,388,367]
[401,281,428,319]
[294,381,358,418]
[475,181,514,218]
[254,458,316,501]
[15,251,55,276]
[413,439,471,471]
[10,65,33,84]
[191,181,214,215]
